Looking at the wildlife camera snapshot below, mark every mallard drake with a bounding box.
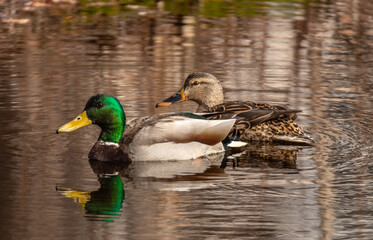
[156,72,315,145]
[56,94,235,162]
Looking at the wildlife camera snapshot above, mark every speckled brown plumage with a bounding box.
[203,101,313,144]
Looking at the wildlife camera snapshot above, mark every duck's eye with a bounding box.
[96,102,104,109]
[192,81,200,86]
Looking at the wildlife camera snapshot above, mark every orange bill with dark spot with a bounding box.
[156,88,188,108]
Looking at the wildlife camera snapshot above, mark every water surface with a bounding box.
[0,0,373,239]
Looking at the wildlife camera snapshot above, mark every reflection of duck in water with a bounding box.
[56,160,128,222]
[222,144,304,169]
[124,151,226,179]
[122,153,231,191]
[56,94,235,161]
[156,72,315,145]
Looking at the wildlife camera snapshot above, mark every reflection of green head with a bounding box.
[84,94,126,143]
[84,175,125,222]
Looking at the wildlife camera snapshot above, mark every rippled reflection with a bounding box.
[223,144,303,169]
[56,160,128,222]
[57,175,125,222]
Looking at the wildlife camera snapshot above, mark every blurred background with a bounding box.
[0,0,372,239]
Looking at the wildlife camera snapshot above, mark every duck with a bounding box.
[56,94,235,162]
[156,72,315,145]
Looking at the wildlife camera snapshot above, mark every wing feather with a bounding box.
[204,101,300,127]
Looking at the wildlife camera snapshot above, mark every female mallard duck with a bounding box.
[56,94,235,162]
[156,72,314,145]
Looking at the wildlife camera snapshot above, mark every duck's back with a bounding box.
[204,101,315,145]
[121,113,235,161]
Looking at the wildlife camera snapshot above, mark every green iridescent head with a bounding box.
[57,94,126,144]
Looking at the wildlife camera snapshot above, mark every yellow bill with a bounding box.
[56,111,92,134]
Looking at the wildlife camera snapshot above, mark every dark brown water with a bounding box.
[1,0,373,239]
